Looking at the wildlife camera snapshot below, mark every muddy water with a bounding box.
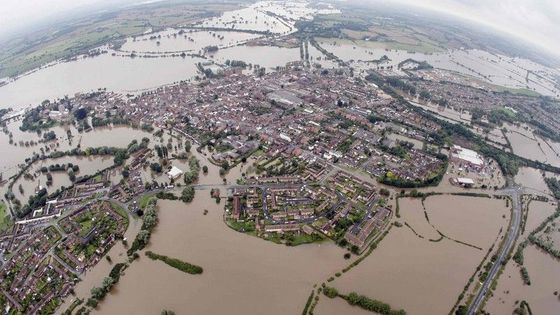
[318,38,560,97]
[399,198,441,239]
[56,215,143,314]
[13,155,113,201]
[514,167,551,196]
[331,196,505,315]
[524,201,557,236]
[0,53,204,110]
[89,197,345,315]
[504,124,560,167]
[315,296,372,315]
[331,227,484,315]
[120,29,261,54]
[0,123,154,206]
[424,195,508,249]
[212,44,301,70]
[486,245,560,314]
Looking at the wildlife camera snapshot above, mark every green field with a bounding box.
[137,195,156,210]
[0,202,12,233]
[0,2,239,78]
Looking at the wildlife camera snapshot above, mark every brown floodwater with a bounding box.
[485,245,560,314]
[523,200,557,236]
[328,195,507,315]
[315,295,372,315]
[505,124,560,167]
[399,198,441,240]
[423,195,508,250]
[12,155,113,202]
[84,197,346,315]
[514,167,554,196]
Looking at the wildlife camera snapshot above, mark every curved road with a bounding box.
[467,185,523,315]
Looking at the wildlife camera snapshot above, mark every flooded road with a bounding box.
[327,195,507,315]
[486,245,560,314]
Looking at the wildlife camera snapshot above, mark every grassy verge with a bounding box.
[138,194,156,209]
[0,202,12,233]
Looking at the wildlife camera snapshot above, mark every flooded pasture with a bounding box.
[327,195,507,315]
[0,54,205,110]
[486,245,560,315]
[84,197,346,315]
[316,38,560,97]
[523,200,557,236]
[120,29,262,54]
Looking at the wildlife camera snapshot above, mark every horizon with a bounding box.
[1,0,559,62]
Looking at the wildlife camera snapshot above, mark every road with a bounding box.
[467,185,523,315]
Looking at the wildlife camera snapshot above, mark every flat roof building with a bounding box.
[450,145,484,167]
[167,166,184,180]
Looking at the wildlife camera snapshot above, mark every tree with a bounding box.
[90,287,105,300]
[184,140,191,152]
[102,277,114,290]
[181,186,195,203]
[68,169,76,182]
[323,286,338,298]
[150,163,163,173]
[202,165,208,173]
[122,166,130,178]
[74,108,88,120]
[86,298,98,308]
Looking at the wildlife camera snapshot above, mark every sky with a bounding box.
[0,0,559,57]
[389,0,560,57]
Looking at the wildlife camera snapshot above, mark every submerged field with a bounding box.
[84,197,347,315]
[486,245,560,314]
[320,195,508,315]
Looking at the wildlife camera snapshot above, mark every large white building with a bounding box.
[167,166,184,180]
[450,145,484,169]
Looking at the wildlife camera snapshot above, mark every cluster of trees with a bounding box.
[127,199,158,256]
[520,266,531,285]
[379,168,445,189]
[91,116,130,128]
[203,45,218,53]
[150,163,163,173]
[41,163,79,173]
[154,145,169,159]
[42,131,56,141]
[323,286,338,298]
[145,251,203,274]
[74,107,88,120]
[344,292,406,315]
[156,191,177,200]
[323,286,406,315]
[544,177,560,199]
[87,263,127,308]
[183,157,200,185]
[225,59,247,68]
[385,77,416,95]
[24,188,48,212]
[20,107,55,131]
[181,186,195,203]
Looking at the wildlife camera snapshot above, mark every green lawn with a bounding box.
[0,202,13,233]
[109,201,130,230]
[137,195,156,210]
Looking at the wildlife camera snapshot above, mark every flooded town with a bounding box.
[1,0,560,315]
